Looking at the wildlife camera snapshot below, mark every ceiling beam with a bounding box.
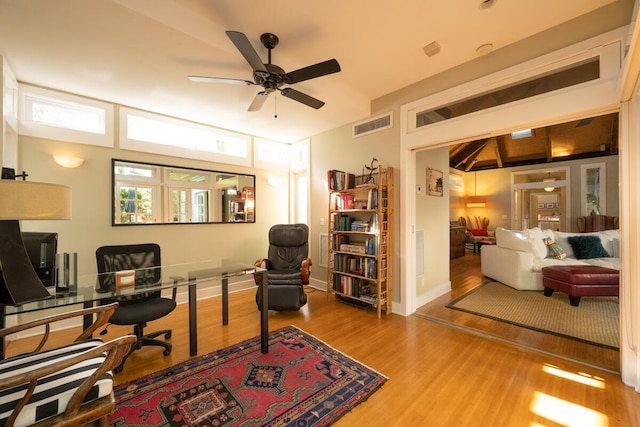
[450,139,490,170]
[493,136,505,168]
[545,126,553,162]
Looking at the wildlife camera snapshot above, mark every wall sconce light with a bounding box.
[543,173,555,192]
[267,176,281,187]
[465,172,487,208]
[53,155,85,168]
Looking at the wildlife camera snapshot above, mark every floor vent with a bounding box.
[352,112,392,138]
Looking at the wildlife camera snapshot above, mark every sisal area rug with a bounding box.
[446,281,619,350]
[110,325,387,426]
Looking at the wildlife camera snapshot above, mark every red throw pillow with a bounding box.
[468,229,488,236]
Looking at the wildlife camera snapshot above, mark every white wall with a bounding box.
[415,147,451,305]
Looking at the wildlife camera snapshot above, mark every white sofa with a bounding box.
[481,227,620,291]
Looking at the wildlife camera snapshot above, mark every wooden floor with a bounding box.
[7,271,640,426]
[415,252,622,372]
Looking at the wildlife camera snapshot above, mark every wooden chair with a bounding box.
[0,303,135,426]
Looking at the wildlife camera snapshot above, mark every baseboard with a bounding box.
[414,281,452,311]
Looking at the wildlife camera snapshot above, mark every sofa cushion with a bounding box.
[568,235,610,259]
[612,238,620,258]
[543,237,566,259]
[495,228,534,253]
[468,228,488,236]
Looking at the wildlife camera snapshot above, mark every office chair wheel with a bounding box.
[164,331,172,339]
[163,345,172,356]
[114,365,124,374]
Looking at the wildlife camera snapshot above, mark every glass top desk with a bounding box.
[1,260,269,356]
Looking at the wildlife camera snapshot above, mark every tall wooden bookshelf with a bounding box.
[327,166,393,317]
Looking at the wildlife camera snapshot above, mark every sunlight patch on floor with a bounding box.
[530,392,608,427]
[542,364,605,389]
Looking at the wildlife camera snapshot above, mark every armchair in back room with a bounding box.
[458,215,496,253]
[576,215,619,232]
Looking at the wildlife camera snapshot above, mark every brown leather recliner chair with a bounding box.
[254,223,310,311]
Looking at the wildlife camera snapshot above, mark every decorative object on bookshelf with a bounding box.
[427,167,443,197]
[361,158,378,185]
[327,165,393,318]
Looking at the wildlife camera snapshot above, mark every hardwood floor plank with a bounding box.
[5,277,639,426]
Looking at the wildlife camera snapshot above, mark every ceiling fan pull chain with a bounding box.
[274,92,278,118]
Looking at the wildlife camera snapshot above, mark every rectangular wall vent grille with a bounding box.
[352,112,392,138]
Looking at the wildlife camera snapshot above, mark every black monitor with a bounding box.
[20,232,58,287]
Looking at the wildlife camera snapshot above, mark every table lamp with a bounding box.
[0,177,71,306]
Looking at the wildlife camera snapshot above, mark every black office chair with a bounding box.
[254,223,311,311]
[95,243,176,372]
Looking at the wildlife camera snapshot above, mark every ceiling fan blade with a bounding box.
[188,76,255,86]
[280,88,325,109]
[248,91,270,111]
[226,31,268,76]
[283,59,341,85]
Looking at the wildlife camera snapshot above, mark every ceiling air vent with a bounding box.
[352,112,393,138]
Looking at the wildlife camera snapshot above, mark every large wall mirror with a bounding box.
[112,159,255,225]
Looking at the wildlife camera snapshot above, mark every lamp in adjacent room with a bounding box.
[543,172,556,192]
[465,172,487,208]
[0,175,71,306]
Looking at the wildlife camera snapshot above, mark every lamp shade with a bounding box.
[0,180,71,220]
[466,196,487,208]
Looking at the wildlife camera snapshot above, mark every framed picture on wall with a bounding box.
[537,203,545,209]
[546,203,555,209]
[427,168,443,197]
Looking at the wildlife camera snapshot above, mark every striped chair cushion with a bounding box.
[0,339,112,427]
[577,215,619,233]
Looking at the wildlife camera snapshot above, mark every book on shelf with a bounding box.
[327,169,356,191]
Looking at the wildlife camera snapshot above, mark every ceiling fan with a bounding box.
[189,31,341,112]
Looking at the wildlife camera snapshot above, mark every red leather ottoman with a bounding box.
[541,265,619,307]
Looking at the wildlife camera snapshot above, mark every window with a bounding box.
[294,173,308,224]
[19,84,113,147]
[415,58,600,128]
[254,138,290,171]
[120,108,251,166]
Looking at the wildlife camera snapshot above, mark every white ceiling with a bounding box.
[0,0,619,143]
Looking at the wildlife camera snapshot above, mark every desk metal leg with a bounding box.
[260,270,268,354]
[222,276,228,325]
[188,278,197,357]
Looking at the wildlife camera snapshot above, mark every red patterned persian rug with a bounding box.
[111,325,387,426]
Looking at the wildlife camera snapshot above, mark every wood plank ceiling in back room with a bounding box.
[449,112,619,172]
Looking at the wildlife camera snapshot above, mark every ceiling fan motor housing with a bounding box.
[254,64,285,91]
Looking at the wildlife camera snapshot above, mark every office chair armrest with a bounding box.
[301,258,311,284]
[254,258,268,268]
[0,303,120,355]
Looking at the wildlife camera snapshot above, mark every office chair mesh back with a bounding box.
[97,250,160,303]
